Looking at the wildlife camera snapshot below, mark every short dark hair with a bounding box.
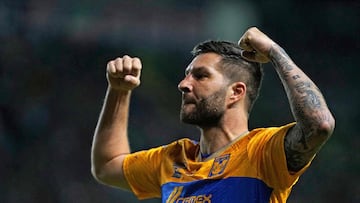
[192,40,263,114]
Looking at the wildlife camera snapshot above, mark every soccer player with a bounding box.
[91,27,335,202]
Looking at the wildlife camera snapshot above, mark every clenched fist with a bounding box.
[106,55,142,91]
[238,27,277,63]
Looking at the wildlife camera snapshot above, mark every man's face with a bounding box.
[178,53,229,127]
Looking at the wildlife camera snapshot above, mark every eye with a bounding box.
[193,68,210,80]
[193,72,208,80]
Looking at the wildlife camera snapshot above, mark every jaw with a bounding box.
[180,104,196,122]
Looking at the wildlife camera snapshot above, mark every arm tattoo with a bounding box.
[295,82,322,109]
[270,47,294,78]
[270,44,334,172]
[292,75,301,80]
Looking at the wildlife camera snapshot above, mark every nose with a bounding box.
[178,76,191,93]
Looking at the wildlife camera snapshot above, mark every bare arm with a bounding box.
[239,27,335,172]
[269,45,335,172]
[91,55,142,189]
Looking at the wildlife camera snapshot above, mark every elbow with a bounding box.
[91,163,110,185]
[91,156,127,188]
[91,166,105,184]
[316,113,335,139]
[299,112,335,140]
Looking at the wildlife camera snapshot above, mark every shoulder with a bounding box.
[247,123,295,155]
[248,123,296,141]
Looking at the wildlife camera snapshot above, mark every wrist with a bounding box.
[268,43,294,69]
[268,43,285,60]
[107,85,132,96]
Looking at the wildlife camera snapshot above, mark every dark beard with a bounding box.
[180,88,226,127]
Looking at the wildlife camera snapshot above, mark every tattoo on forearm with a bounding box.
[294,82,322,110]
[270,46,294,79]
[270,45,325,121]
[292,75,300,80]
[304,89,321,109]
[270,44,334,172]
[294,82,311,94]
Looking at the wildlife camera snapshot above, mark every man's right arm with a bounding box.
[91,55,142,190]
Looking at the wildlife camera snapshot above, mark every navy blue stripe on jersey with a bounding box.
[162,177,272,203]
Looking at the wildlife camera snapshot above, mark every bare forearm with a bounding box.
[238,27,335,171]
[90,55,141,188]
[269,44,335,171]
[269,44,334,134]
[91,86,131,175]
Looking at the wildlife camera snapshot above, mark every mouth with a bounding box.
[182,101,195,105]
[182,95,196,105]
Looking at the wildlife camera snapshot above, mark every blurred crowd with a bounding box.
[0,0,358,202]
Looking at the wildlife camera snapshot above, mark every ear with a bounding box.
[228,82,246,106]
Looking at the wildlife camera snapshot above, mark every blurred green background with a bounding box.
[0,0,359,202]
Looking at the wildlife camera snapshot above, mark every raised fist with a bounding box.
[238,27,277,63]
[106,55,142,91]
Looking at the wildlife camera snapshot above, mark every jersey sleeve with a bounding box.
[247,123,314,189]
[123,146,164,199]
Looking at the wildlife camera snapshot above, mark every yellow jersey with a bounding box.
[123,123,312,202]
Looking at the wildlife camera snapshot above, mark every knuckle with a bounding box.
[133,64,142,70]
[133,59,142,68]
[115,57,123,62]
[107,60,114,67]
[114,58,123,69]
[123,55,132,63]
[106,61,115,72]
[132,56,140,61]
[123,57,132,68]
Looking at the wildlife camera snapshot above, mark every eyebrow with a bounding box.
[185,66,209,75]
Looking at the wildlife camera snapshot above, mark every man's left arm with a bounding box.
[239,27,335,172]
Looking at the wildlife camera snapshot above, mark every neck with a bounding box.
[198,112,248,156]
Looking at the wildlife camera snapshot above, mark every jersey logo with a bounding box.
[208,154,230,177]
[166,186,184,203]
[166,186,212,203]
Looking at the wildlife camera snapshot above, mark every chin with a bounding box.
[180,111,196,124]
